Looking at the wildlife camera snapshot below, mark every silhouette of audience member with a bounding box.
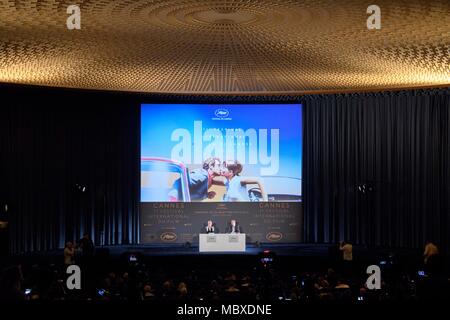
[142,284,155,300]
[64,241,75,266]
[423,241,439,264]
[0,265,24,301]
[78,233,95,263]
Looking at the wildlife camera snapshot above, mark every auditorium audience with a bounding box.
[339,241,353,262]
[0,265,24,301]
[142,284,155,300]
[177,282,188,299]
[335,278,350,289]
[314,276,329,291]
[1,249,449,303]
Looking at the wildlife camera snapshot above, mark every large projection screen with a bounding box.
[140,104,302,244]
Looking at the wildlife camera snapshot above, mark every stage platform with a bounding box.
[104,243,333,257]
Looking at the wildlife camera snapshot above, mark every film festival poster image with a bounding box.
[140,104,302,244]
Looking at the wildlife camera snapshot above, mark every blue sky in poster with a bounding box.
[141,104,302,179]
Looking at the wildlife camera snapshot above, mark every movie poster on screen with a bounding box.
[140,104,302,244]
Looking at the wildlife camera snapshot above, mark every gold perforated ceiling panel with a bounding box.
[0,0,449,93]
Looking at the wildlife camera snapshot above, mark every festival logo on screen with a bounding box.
[266,232,283,242]
[141,104,302,203]
[213,108,230,120]
[160,232,178,242]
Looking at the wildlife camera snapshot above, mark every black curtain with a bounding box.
[302,89,450,251]
[0,86,140,253]
[0,84,449,253]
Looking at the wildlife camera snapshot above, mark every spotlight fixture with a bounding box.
[75,183,87,193]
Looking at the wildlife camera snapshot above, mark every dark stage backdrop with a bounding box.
[0,87,141,253]
[302,89,450,251]
[0,84,449,253]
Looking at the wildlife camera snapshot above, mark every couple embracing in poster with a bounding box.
[188,157,268,202]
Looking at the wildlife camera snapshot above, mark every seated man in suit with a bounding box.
[201,219,219,234]
[225,219,243,234]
